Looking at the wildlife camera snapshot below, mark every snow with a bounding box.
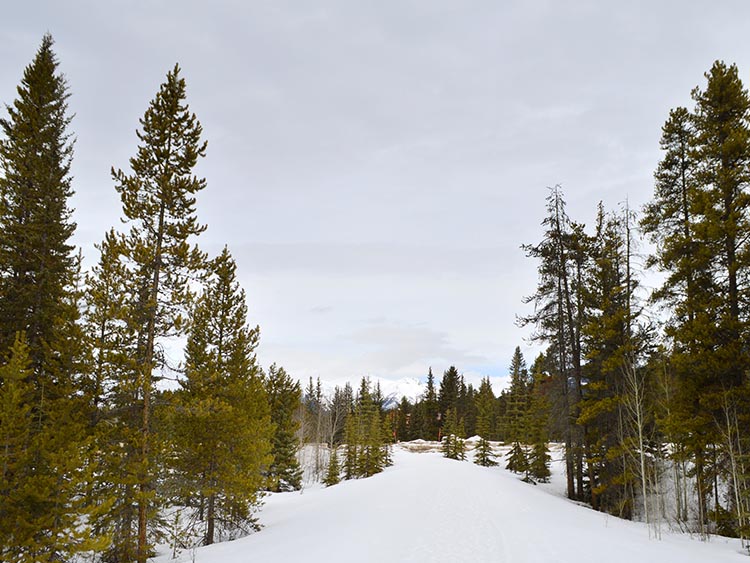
[156,444,747,563]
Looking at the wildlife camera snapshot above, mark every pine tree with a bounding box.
[171,248,272,545]
[82,229,145,562]
[504,347,530,441]
[691,62,750,391]
[421,367,439,440]
[503,347,533,477]
[577,205,634,513]
[520,186,587,500]
[441,407,466,461]
[0,35,104,562]
[643,61,750,532]
[395,396,411,442]
[381,413,394,467]
[363,409,384,477]
[110,63,208,562]
[438,366,461,429]
[527,361,552,482]
[0,34,77,372]
[265,363,303,492]
[528,441,551,482]
[0,335,107,562]
[343,414,359,480]
[474,377,497,467]
[323,446,341,487]
[506,442,528,475]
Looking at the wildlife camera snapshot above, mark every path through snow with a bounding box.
[160,445,746,562]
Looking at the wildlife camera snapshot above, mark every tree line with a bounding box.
[0,35,302,562]
[520,60,750,541]
[301,355,552,485]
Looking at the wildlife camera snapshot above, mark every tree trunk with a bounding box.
[137,203,165,563]
[206,493,215,546]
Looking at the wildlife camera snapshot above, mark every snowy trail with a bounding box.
[167,446,746,563]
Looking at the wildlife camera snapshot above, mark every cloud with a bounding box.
[350,321,487,374]
[309,305,334,314]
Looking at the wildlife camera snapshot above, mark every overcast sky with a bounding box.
[3,1,750,392]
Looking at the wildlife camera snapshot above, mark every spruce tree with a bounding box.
[527,363,552,482]
[0,335,107,562]
[441,407,466,461]
[438,366,461,427]
[578,205,634,512]
[171,247,272,545]
[643,61,750,531]
[0,35,102,562]
[343,414,359,480]
[504,347,532,476]
[83,230,144,562]
[396,396,411,441]
[505,442,528,475]
[265,363,303,492]
[520,186,587,500]
[381,412,394,467]
[110,63,208,562]
[474,377,497,467]
[0,34,77,372]
[323,446,341,487]
[421,367,439,440]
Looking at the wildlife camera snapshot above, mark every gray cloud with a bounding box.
[3,1,750,385]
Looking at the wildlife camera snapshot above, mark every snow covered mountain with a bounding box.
[376,376,425,408]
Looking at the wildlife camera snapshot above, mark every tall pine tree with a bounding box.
[110,63,208,562]
[0,35,101,562]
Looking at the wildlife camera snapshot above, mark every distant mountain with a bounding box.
[311,376,425,409]
[375,377,425,409]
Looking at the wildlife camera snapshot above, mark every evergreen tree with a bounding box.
[0,34,77,372]
[504,347,530,442]
[578,205,637,513]
[528,441,551,483]
[506,441,528,475]
[503,347,533,478]
[527,362,552,482]
[395,396,411,442]
[362,407,384,477]
[0,35,101,562]
[438,366,460,417]
[381,412,394,467]
[643,61,750,531]
[83,230,144,562]
[691,61,750,392]
[340,378,389,479]
[171,248,272,545]
[520,186,587,500]
[323,446,341,487]
[265,363,303,492]
[0,335,107,562]
[474,377,497,467]
[343,414,359,480]
[421,367,439,440]
[110,63,208,562]
[441,407,466,461]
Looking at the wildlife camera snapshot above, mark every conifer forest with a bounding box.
[3,21,750,563]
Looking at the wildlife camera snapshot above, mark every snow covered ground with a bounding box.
[156,443,747,563]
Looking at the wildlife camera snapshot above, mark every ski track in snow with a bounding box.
[159,445,746,563]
